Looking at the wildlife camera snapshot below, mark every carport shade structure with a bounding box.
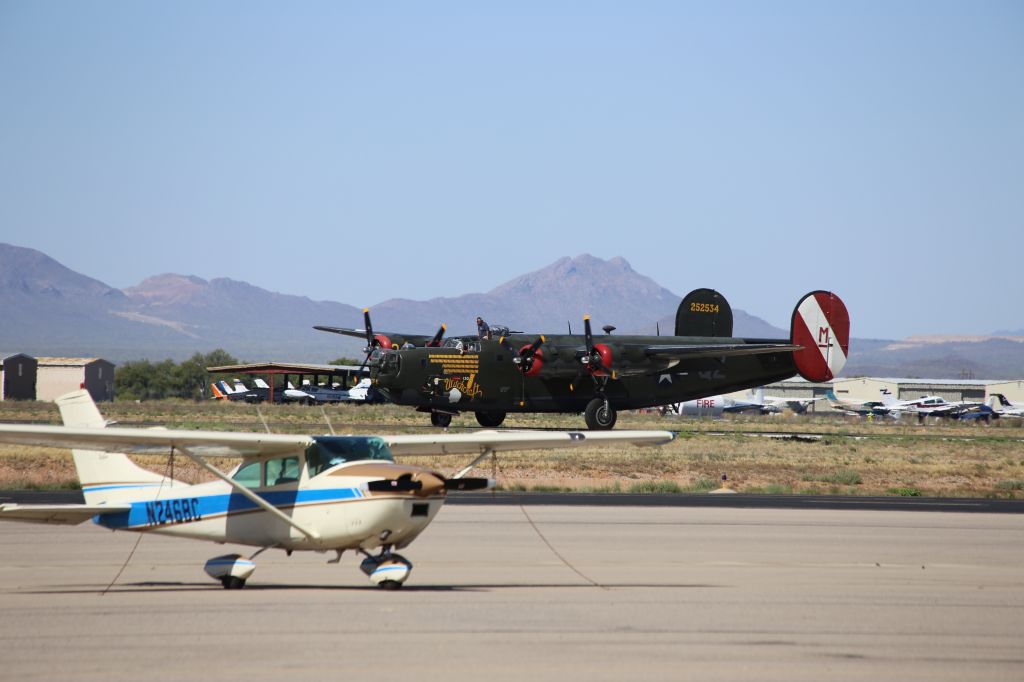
[205,363,369,403]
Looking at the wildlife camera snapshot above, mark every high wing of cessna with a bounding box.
[315,289,850,430]
[0,390,673,590]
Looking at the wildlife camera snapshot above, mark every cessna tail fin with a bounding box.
[56,390,170,505]
[790,291,849,382]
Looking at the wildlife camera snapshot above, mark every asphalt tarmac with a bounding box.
[1,505,1022,681]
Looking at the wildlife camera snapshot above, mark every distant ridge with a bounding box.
[0,242,1022,379]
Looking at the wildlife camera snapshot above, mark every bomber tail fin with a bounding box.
[790,291,849,382]
[56,390,171,505]
[675,289,733,337]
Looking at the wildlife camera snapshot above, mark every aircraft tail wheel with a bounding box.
[361,553,413,588]
[430,411,453,428]
[584,398,617,430]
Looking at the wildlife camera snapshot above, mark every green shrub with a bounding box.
[823,468,862,485]
[628,480,683,494]
[995,480,1024,491]
[887,487,922,497]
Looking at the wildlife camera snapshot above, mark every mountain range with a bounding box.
[1,243,1021,379]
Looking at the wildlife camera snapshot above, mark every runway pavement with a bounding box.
[0,505,1022,681]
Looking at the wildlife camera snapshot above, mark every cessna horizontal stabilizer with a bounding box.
[0,503,131,525]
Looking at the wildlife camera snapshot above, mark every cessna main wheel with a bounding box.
[584,398,617,430]
[475,411,506,428]
[430,411,453,428]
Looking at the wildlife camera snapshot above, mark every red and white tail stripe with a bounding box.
[790,291,850,382]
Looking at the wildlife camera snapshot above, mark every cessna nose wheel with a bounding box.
[584,398,617,430]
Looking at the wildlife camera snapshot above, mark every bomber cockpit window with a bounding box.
[380,352,401,375]
[306,436,395,476]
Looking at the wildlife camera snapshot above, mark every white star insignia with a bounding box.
[659,374,672,385]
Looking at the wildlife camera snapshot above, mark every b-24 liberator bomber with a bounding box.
[316,289,850,430]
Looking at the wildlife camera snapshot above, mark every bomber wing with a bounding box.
[313,326,435,348]
[0,424,313,458]
[644,342,801,361]
[0,503,132,525]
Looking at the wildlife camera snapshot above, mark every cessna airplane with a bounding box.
[0,390,673,590]
[316,289,850,429]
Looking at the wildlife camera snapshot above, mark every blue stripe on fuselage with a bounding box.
[93,487,365,530]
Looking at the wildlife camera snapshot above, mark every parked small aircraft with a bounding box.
[317,289,850,429]
[0,390,673,589]
[210,380,248,401]
[987,394,1024,418]
[824,390,894,418]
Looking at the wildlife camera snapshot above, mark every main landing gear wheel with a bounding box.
[430,411,452,428]
[475,411,506,428]
[584,398,617,430]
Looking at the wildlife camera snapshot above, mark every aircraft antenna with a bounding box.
[255,406,271,434]
[101,445,176,595]
[491,454,607,590]
[319,406,337,436]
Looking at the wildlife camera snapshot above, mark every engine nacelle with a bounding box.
[587,343,613,376]
[518,345,544,377]
[374,334,395,350]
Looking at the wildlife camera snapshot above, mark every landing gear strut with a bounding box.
[430,411,452,428]
[584,397,617,430]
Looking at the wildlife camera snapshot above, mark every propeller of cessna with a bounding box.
[315,288,851,430]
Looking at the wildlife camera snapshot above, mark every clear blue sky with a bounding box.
[1,1,1021,339]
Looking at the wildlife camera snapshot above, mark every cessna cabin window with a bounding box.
[266,456,300,486]
[232,456,301,488]
[306,436,395,476]
[232,461,262,488]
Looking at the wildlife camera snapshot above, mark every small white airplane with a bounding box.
[987,394,1024,418]
[0,390,673,590]
[824,389,894,417]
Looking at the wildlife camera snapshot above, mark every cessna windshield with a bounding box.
[306,436,395,476]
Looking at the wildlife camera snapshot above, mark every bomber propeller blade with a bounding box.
[427,323,446,347]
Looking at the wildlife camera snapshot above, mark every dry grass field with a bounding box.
[1,399,1022,498]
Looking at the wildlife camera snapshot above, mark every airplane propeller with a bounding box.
[366,476,491,493]
[426,323,446,347]
[512,336,545,376]
[580,315,614,377]
[354,308,392,378]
